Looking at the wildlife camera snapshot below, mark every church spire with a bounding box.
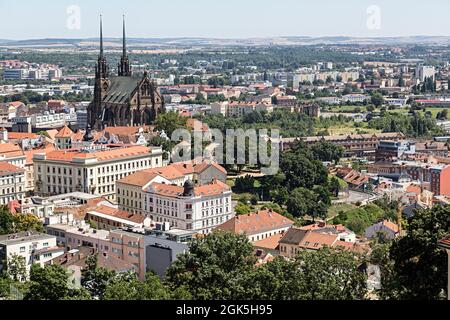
[100,14,104,56]
[118,14,131,77]
[122,14,127,58]
[96,14,108,79]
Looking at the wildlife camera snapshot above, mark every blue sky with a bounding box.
[1,0,450,39]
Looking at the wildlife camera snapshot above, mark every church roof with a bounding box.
[103,76,143,104]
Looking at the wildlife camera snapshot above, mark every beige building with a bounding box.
[109,229,146,280]
[0,161,25,205]
[0,142,26,168]
[33,144,163,200]
[116,161,227,215]
[210,101,273,117]
[145,180,233,234]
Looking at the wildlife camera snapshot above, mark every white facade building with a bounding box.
[144,180,233,234]
[0,232,64,279]
[33,144,163,200]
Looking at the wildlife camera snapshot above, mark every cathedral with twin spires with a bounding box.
[88,15,165,130]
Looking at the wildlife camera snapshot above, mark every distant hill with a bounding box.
[1,35,450,48]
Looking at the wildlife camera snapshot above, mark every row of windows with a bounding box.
[118,188,142,199]
[0,176,23,184]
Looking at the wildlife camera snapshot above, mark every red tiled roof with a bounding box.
[38,145,153,163]
[0,143,25,158]
[217,210,294,236]
[439,234,450,249]
[0,161,24,174]
[24,144,55,165]
[7,132,40,140]
[89,205,146,224]
[253,233,283,250]
[55,125,74,138]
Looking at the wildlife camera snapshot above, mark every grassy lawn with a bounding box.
[327,203,357,220]
[320,123,381,135]
[226,179,235,187]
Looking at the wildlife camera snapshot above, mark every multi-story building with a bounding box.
[2,68,28,80]
[0,232,64,279]
[33,144,163,199]
[55,125,75,150]
[278,227,357,259]
[368,160,450,196]
[0,142,26,168]
[144,180,233,234]
[108,229,146,279]
[116,161,227,215]
[342,94,369,103]
[415,66,435,82]
[210,101,273,117]
[85,205,152,231]
[375,140,416,161]
[281,132,406,158]
[0,161,25,205]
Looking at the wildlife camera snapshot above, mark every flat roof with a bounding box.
[0,232,54,246]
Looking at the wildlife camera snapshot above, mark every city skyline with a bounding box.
[1,0,450,40]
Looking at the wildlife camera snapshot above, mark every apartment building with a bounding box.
[109,229,146,280]
[0,232,64,279]
[281,132,406,158]
[33,144,163,199]
[0,161,25,205]
[368,160,450,196]
[116,161,227,215]
[0,142,26,168]
[144,180,233,234]
[210,101,273,117]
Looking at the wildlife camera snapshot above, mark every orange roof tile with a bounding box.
[381,220,399,233]
[7,132,40,140]
[0,161,24,174]
[0,142,25,158]
[39,145,153,163]
[298,232,339,250]
[253,233,283,250]
[89,205,146,224]
[55,125,74,138]
[217,210,294,236]
[24,144,55,165]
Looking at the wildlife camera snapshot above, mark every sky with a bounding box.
[1,0,450,40]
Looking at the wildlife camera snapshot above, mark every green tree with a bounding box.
[166,231,256,300]
[81,254,116,300]
[241,249,366,300]
[6,254,27,282]
[234,202,252,215]
[155,111,187,137]
[329,177,341,197]
[381,205,450,300]
[310,141,344,164]
[371,93,384,107]
[25,264,70,300]
[104,272,170,300]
